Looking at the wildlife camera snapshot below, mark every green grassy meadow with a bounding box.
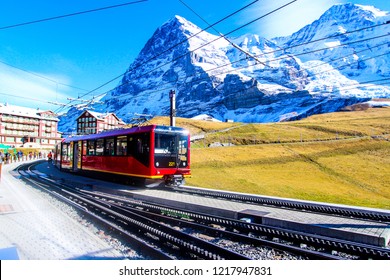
[151,107,390,209]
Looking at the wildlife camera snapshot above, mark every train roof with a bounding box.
[61,125,189,143]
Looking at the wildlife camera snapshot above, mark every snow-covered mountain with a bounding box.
[59,3,390,133]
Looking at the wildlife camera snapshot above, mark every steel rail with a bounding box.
[15,161,390,260]
[14,163,173,260]
[17,164,249,260]
[171,187,390,223]
[74,191,250,260]
[113,200,343,260]
[85,190,390,260]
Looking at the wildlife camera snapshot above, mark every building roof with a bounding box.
[0,103,58,121]
[78,110,106,120]
[76,110,126,124]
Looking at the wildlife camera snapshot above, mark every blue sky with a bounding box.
[0,0,389,113]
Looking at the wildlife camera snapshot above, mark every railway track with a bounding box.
[82,190,390,260]
[171,186,390,223]
[14,162,250,260]
[13,161,390,260]
[15,161,171,260]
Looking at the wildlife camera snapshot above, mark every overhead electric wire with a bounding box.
[182,0,390,85]
[0,91,67,106]
[82,0,298,103]
[301,41,390,73]
[0,0,148,30]
[90,29,390,105]
[60,0,261,109]
[175,32,390,92]
[242,78,390,102]
[274,20,390,52]
[198,19,390,79]
[86,73,390,111]
[102,32,390,103]
[0,0,148,113]
[186,30,390,92]
[178,0,270,67]
[101,0,388,104]
[135,0,262,75]
[0,60,90,92]
[55,1,389,113]
[311,51,390,79]
[226,37,390,93]
[222,21,390,73]
[177,0,390,94]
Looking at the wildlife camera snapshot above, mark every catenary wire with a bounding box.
[58,0,262,111]
[70,0,298,106]
[178,0,270,67]
[52,2,389,112]
[0,0,148,30]
[61,31,390,113]
[88,2,388,106]
[97,30,390,103]
[0,60,90,92]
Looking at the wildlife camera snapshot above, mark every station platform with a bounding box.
[31,161,390,248]
[0,160,126,260]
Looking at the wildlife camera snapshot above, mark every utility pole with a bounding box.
[169,90,176,127]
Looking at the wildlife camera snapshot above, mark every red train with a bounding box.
[54,125,191,186]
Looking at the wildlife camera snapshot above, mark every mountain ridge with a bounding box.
[59,3,390,133]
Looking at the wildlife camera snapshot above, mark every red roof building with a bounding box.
[76,110,126,135]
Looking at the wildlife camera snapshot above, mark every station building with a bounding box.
[0,103,62,148]
[76,110,126,135]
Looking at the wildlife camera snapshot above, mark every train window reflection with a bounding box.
[155,133,176,154]
[87,140,95,155]
[96,139,104,156]
[62,143,69,161]
[104,138,115,156]
[116,136,128,156]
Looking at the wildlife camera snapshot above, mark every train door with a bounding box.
[73,141,82,172]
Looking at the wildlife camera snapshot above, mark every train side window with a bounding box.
[116,136,128,156]
[96,139,104,156]
[62,143,69,161]
[104,138,115,156]
[87,140,95,155]
[128,137,134,156]
[129,133,150,166]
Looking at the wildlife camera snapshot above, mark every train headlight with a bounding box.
[156,162,159,167]
[182,162,186,167]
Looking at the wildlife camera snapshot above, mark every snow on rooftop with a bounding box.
[0,103,57,120]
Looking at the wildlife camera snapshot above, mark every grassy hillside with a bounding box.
[151,108,390,209]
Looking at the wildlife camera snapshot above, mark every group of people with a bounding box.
[0,150,52,164]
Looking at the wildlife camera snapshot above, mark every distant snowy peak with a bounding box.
[275,3,390,46]
[172,15,204,37]
[127,14,229,74]
[233,34,277,52]
[134,16,189,63]
[355,4,389,17]
[158,15,222,46]
[320,3,388,23]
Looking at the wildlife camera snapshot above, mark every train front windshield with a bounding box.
[154,132,189,168]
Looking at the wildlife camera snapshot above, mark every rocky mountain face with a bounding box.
[59,3,390,133]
